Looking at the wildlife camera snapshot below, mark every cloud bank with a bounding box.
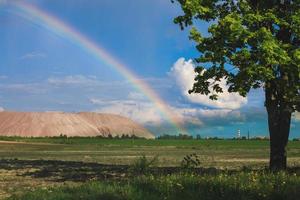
[91,96,243,128]
[92,99,164,125]
[89,58,249,129]
[169,58,247,109]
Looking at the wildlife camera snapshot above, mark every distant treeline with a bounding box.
[96,134,143,139]
[156,134,300,141]
[0,134,144,140]
[156,134,198,140]
[57,134,144,139]
[0,134,299,141]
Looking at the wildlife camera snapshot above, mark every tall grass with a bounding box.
[9,171,300,200]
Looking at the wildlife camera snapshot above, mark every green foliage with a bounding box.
[157,134,194,139]
[9,181,129,200]
[172,0,300,111]
[9,172,300,200]
[131,155,159,175]
[181,153,201,170]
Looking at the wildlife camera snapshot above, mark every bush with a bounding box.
[181,153,201,171]
[131,155,158,175]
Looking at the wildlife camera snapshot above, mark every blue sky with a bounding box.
[0,0,299,138]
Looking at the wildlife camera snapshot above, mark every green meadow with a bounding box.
[0,137,300,167]
[0,137,299,199]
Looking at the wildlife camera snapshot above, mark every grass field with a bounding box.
[0,137,299,199]
[0,137,300,167]
[8,172,300,200]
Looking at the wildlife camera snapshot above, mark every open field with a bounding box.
[0,137,299,199]
[0,137,300,168]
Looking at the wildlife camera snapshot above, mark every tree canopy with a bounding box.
[173,0,300,112]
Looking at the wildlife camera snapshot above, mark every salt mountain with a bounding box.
[0,111,154,139]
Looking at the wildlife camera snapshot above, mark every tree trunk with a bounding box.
[265,82,292,171]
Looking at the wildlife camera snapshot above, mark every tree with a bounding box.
[173,0,300,170]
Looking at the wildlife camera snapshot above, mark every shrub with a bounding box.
[131,154,158,175]
[181,153,201,171]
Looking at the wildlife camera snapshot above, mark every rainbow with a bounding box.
[9,1,187,134]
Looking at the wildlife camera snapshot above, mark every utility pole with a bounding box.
[248,130,250,140]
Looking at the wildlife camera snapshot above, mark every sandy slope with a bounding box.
[0,111,154,139]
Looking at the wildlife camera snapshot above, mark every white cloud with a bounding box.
[171,107,242,125]
[47,75,98,86]
[169,58,247,109]
[0,83,47,94]
[47,75,128,90]
[89,98,107,105]
[20,52,46,60]
[176,107,234,118]
[141,77,173,89]
[0,107,4,112]
[94,100,164,125]
[91,92,163,124]
[91,96,242,127]
[94,100,204,126]
[128,92,146,100]
[171,107,203,126]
